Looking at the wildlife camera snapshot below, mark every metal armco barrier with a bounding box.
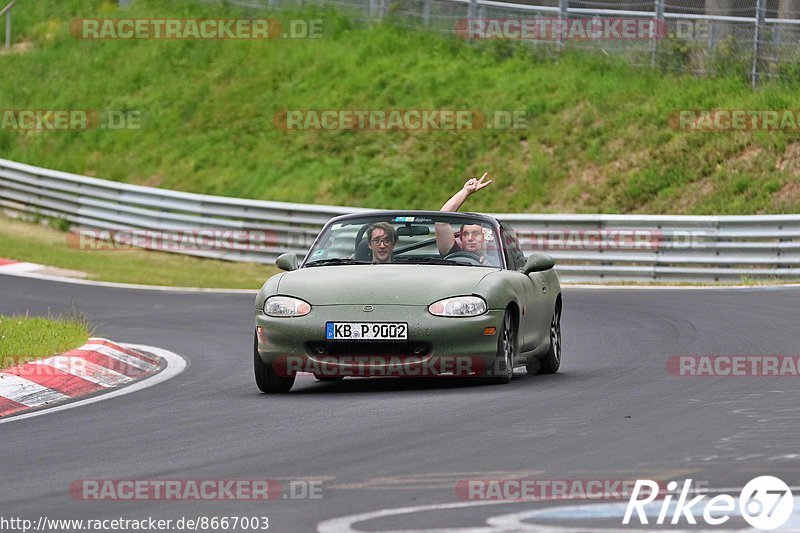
[1,157,799,283]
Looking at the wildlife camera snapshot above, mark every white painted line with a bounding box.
[0,373,68,406]
[0,269,256,293]
[486,504,725,532]
[34,356,132,387]
[80,344,159,372]
[318,485,800,533]
[0,343,188,425]
[0,262,40,273]
[317,500,510,533]
[486,494,800,532]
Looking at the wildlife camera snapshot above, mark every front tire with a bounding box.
[254,331,295,393]
[487,310,516,384]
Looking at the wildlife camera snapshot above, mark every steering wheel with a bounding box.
[444,251,483,265]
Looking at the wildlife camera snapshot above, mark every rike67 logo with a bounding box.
[624,476,794,530]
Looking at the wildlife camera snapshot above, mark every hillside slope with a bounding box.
[1,0,798,214]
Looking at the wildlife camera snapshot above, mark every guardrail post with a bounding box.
[422,0,431,26]
[2,0,13,50]
[467,0,477,25]
[650,0,665,68]
[751,0,766,88]
[370,0,386,19]
[558,0,568,48]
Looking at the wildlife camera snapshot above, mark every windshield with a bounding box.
[303,214,503,268]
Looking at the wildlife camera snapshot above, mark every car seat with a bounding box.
[354,238,373,262]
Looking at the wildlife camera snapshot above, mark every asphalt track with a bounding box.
[2,274,799,532]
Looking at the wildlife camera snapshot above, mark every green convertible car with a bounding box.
[254,211,562,393]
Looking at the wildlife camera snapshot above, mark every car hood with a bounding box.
[277,264,498,305]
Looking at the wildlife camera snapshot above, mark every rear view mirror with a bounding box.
[275,252,299,271]
[396,224,430,237]
[522,253,555,274]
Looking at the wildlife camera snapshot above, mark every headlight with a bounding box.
[264,296,312,317]
[428,296,487,317]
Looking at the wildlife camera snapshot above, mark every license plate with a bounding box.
[326,322,408,341]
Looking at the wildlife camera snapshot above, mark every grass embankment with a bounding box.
[0,314,90,369]
[0,213,277,288]
[0,0,798,216]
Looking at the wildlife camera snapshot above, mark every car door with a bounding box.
[500,223,549,352]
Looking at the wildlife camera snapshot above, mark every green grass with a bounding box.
[0,314,91,369]
[0,0,799,217]
[0,213,277,288]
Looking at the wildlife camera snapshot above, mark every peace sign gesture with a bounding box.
[463,173,493,195]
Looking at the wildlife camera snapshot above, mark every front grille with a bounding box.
[307,341,431,357]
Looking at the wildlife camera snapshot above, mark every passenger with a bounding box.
[366,222,398,264]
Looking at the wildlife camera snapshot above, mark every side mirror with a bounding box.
[275,252,299,272]
[521,253,555,274]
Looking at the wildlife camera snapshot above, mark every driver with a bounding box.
[366,222,397,264]
[435,173,495,264]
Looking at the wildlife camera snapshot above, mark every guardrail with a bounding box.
[1,157,799,283]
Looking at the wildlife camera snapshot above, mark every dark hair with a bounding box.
[367,222,397,244]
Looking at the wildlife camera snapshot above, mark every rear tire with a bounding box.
[487,310,516,384]
[254,331,295,393]
[530,302,561,375]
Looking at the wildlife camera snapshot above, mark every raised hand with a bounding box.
[463,172,493,194]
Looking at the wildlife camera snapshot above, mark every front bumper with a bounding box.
[255,304,504,377]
